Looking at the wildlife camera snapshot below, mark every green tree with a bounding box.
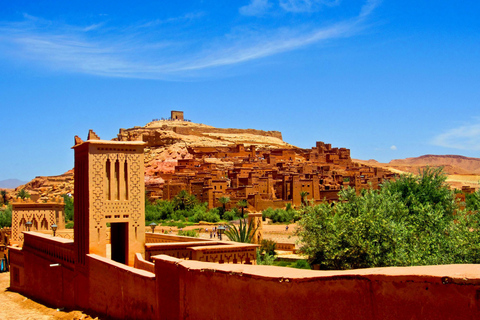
[16,189,30,200]
[300,191,308,206]
[297,167,478,270]
[62,194,74,221]
[0,204,12,228]
[465,189,480,212]
[382,166,455,217]
[1,190,7,205]
[237,199,248,217]
[172,190,197,211]
[218,196,230,218]
[225,218,258,243]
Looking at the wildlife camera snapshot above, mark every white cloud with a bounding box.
[432,121,480,151]
[390,145,397,150]
[0,1,380,80]
[279,0,341,12]
[240,0,272,16]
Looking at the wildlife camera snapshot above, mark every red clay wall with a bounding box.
[79,254,157,319]
[10,233,480,320]
[154,255,480,320]
[9,243,76,310]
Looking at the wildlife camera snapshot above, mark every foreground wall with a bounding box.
[76,254,157,319]
[155,255,480,320]
[10,233,480,320]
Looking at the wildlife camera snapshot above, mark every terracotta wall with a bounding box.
[79,254,157,319]
[10,233,480,320]
[154,255,480,320]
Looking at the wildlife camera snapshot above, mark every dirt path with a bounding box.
[0,272,94,320]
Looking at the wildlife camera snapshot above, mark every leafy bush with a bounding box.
[65,221,74,229]
[257,251,276,265]
[223,208,242,221]
[272,259,311,269]
[297,168,480,270]
[178,229,199,237]
[291,259,311,269]
[159,220,195,228]
[0,204,12,228]
[259,239,277,256]
[62,194,74,222]
[466,190,480,212]
[145,199,175,222]
[190,208,221,223]
[262,207,298,223]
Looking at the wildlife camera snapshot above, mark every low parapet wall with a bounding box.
[154,255,480,320]
[145,241,258,264]
[145,241,221,260]
[145,232,207,243]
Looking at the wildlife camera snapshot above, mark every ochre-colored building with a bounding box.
[159,141,396,211]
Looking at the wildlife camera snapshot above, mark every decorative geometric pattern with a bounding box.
[11,203,64,242]
[90,151,142,227]
[127,153,142,226]
[91,153,108,224]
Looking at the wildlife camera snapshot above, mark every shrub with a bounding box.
[190,208,221,223]
[62,194,74,221]
[297,168,480,270]
[178,229,199,237]
[256,251,276,265]
[259,239,277,256]
[0,204,12,228]
[223,208,241,221]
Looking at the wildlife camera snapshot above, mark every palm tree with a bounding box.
[300,191,309,206]
[237,199,248,217]
[17,189,30,200]
[218,196,230,218]
[225,218,258,243]
[173,190,196,211]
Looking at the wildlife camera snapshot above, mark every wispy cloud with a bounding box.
[279,0,341,13]
[240,0,272,16]
[432,120,480,151]
[0,1,380,80]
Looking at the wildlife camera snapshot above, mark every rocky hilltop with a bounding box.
[15,119,295,198]
[116,119,295,186]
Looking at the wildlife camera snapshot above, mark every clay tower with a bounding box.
[73,130,146,266]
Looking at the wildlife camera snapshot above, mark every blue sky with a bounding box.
[1,0,479,182]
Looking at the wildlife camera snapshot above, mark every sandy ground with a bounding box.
[0,272,96,320]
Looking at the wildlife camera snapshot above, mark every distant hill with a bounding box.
[0,179,28,189]
[389,155,480,175]
[354,155,480,190]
